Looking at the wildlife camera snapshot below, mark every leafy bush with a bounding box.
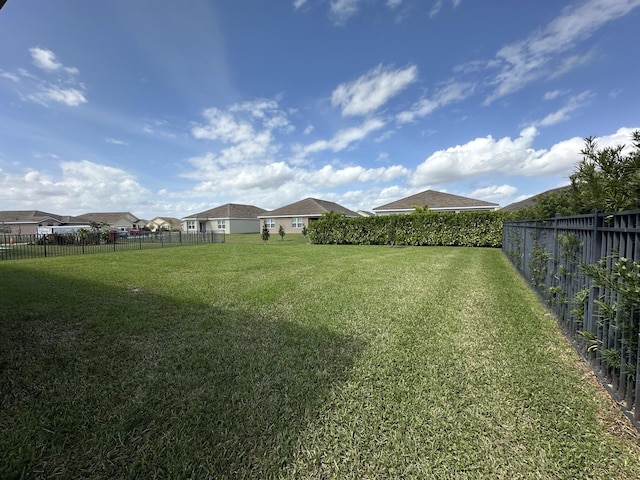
[309,210,511,247]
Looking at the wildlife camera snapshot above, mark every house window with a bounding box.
[291,217,303,228]
[187,221,196,231]
[265,218,275,228]
[217,220,226,229]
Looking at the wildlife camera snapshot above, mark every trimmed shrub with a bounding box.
[309,211,512,247]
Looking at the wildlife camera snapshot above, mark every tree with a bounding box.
[278,224,285,241]
[519,131,640,219]
[301,224,308,237]
[570,131,640,213]
[412,205,432,215]
[260,221,270,245]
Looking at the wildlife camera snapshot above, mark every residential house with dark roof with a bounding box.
[77,212,143,235]
[501,185,571,211]
[182,203,267,234]
[372,190,499,215]
[0,210,86,235]
[258,198,359,234]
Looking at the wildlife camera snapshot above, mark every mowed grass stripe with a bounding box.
[1,243,639,479]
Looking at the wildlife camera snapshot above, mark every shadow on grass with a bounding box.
[0,265,363,479]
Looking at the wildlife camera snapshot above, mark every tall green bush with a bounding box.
[309,210,511,247]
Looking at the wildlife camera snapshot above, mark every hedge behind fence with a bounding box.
[308,211,510,247]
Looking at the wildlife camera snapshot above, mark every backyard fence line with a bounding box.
[0,231,225,261]
[502,209,640,424]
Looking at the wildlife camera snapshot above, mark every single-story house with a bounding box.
[0,210,66,235]
[182,203,267,234]
[78,212,144,234]
[258,198,360,234]
[372,190,499,215]
[501,185,571,211]
[147,216,182,232]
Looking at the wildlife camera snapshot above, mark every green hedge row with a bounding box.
[308,211,513,247]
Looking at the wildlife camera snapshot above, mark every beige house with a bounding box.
[373,190,499,215]
[78,212,144,234]
[147,216,182,232]
[258,198,360,235]
[182,203,267,234]
[0,210,66,235]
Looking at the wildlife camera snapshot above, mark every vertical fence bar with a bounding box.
[636,317,640,421]
[503,209,640,425]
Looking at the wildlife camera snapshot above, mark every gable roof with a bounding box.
[77,212,140,225]
[0,210,63,223]
[373,190,499,212]
[184,203,267,220]
[149,216,182,226]
[501,185,571,211]
[260,198,359,217]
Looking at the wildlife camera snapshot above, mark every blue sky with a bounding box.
[1,0,639,219]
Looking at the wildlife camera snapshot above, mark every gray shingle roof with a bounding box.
[77,212,140,225]
[373,190,499,211]
[501,185,571,211]
[184,203,267,220]
[0,210,62,223]
[260,198,359,217]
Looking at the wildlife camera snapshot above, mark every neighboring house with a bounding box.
[372,190,499,215]
[501,185,571,211]
[182,203,267,234]
[357,210,375,217]
[78,212,143,234]
[0,210,65,235]
[258,198,360,234]
[147,216,182,232]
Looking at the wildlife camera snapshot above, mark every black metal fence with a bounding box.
[503,210,640,423]
[0,231,225,261]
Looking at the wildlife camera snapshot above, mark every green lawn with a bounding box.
[1,241,639,479]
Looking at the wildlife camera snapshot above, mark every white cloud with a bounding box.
[429,0,443,18]
[469,184,518,204]
[306,164,408,187]
[6,47,88,107]
[534,90,594,127]
[484,0,640,104]
[387,0,403,8]
[330,0,361,24]
[609,88,623,99]
[293,0,308,9]
[193,99,292,145]
[410,126,640,188]
[299,118,386,156]
[332,64,418,116]
[543,90,562,100]
[105,137,128,146]
[0,70,19,82]
[192,108,256,143]
[33,87,87,107]
[397,81,474,123]
[428,0,459,18]
[182,151,406,212]
[522,126,638,174]
[410,127,543,186]
[29,47,79,75]
[0,161,151,214]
